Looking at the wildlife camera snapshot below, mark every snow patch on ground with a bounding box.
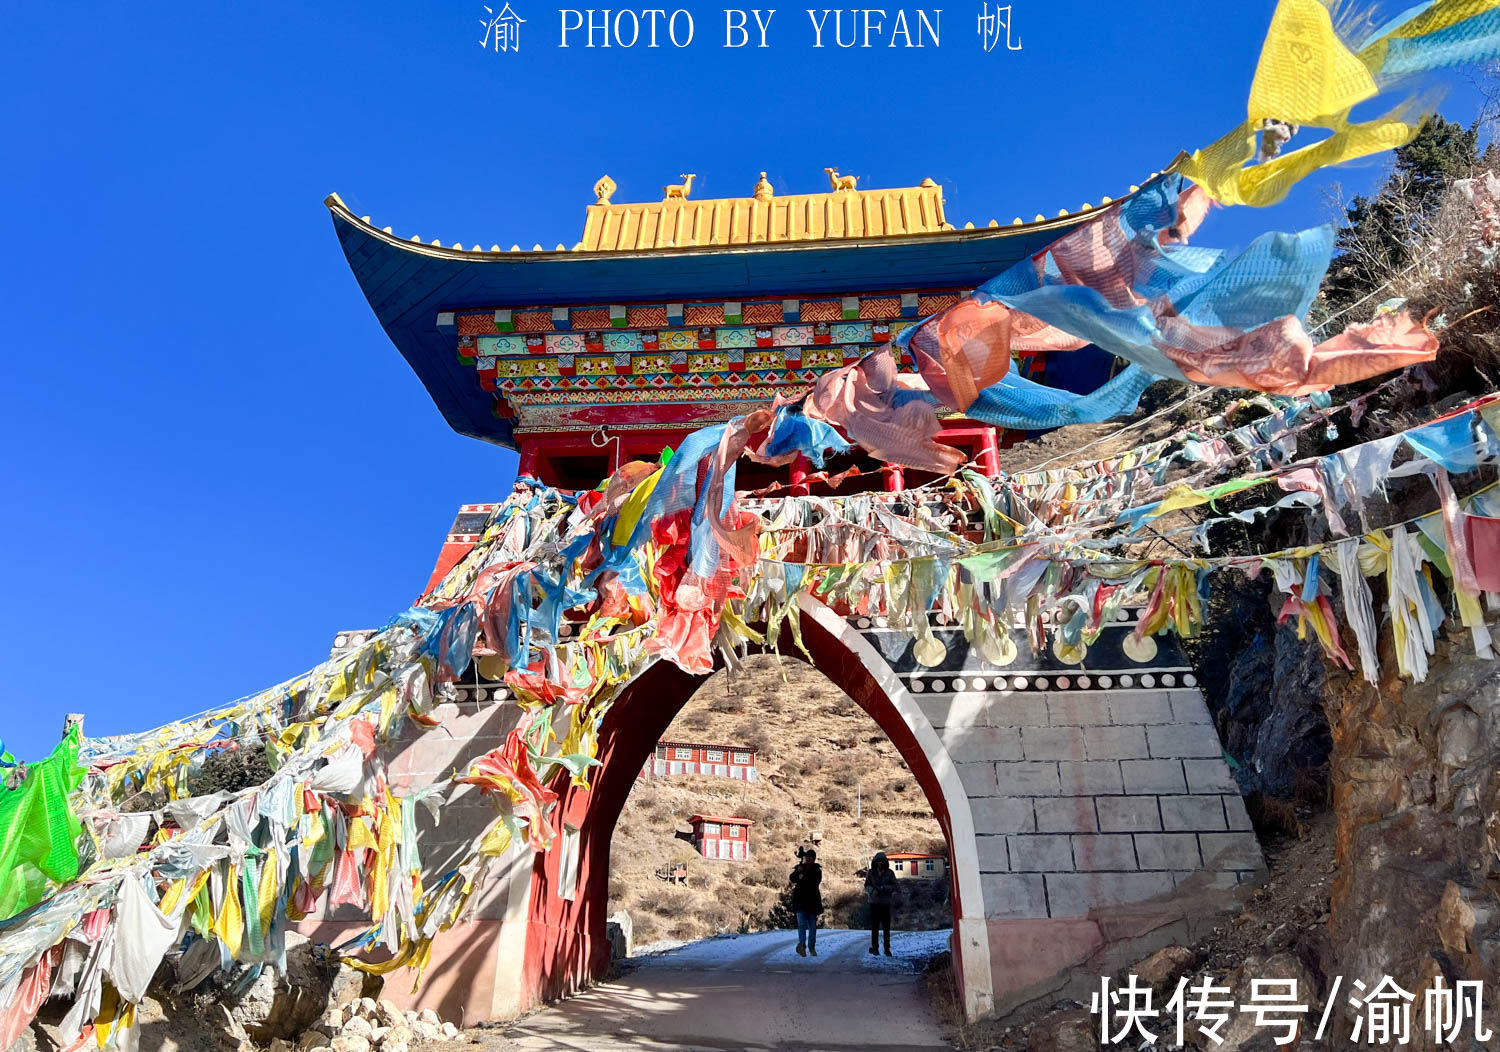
[627,928,952,974]
[861,929,952,972]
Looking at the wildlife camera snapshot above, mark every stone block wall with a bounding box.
[918,684,1260,922]
[857,614,1263,1015]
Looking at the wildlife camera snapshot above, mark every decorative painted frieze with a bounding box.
[452,291,965,337]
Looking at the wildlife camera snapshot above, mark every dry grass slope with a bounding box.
[607,655,950,945]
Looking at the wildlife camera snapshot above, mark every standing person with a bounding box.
[788,847,823,957]
[865,852,897,956]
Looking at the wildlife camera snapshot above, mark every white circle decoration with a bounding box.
[1052,633,1087,665]
[1122,633,1159,663]
[914,635,948,667]
[981,632,1018,667]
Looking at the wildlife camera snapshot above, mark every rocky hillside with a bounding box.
[607,654,950,946]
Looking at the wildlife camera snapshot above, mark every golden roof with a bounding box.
[325,155,1187,260]
[580,174,953,252]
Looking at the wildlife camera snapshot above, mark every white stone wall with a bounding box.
[914,683,1260,921]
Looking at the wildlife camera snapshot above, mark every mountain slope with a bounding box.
[607,655,949,945]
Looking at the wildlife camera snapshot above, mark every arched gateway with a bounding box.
[312,169,1264,1024]
[523,597,995,1020]
[305,585,1259,1026]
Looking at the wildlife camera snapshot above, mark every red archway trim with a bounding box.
[516,597,993,1018]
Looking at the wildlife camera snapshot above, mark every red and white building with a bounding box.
[688,815,753,861]
[642,741,758,780]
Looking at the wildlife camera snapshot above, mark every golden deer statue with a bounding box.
[825,167,859,192]
[663,174,696,200]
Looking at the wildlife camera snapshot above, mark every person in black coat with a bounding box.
[788,848,823,956]
[864,851,898,955]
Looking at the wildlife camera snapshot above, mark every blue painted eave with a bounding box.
[326,169,1177,448]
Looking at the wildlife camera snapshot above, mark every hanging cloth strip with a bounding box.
[897,174,1436,403]
[1334,537,1382,685]
[0,726,86,922]
[1180,0,1500,208]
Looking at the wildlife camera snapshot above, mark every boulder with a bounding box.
[1025,1010,1097,1052]
[220,932,377,1044]
[342,1016,374,1041]
[1126,944,1196,991]
[606,911,633,961]
[327,963,372,1011]
[329,1037,371,1052]
[1188,952,1318,1052]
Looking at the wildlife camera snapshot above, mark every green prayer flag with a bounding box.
[0,725,85,921]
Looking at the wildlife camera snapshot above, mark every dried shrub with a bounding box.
[827,756,861,788]
[679,709,712,732]
[654,887,696,914]
[708,692,747,714]
[187,744,272,797]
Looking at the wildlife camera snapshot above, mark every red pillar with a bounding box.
[883,464,905,492]
[790,455,811,496]
[518,445,540,480]
[979,428,1001,478]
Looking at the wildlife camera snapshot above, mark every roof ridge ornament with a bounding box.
[753,172,774,201]
[824,167,858,192]
[593,174,616,206]
[663,174,696,200]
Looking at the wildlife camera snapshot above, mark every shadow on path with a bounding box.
[500,929,955,1051]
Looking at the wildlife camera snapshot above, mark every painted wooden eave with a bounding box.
[324,158,1185,449]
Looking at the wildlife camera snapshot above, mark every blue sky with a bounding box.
[0,2,1486,758]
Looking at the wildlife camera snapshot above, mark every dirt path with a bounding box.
[484,929,955,1051]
